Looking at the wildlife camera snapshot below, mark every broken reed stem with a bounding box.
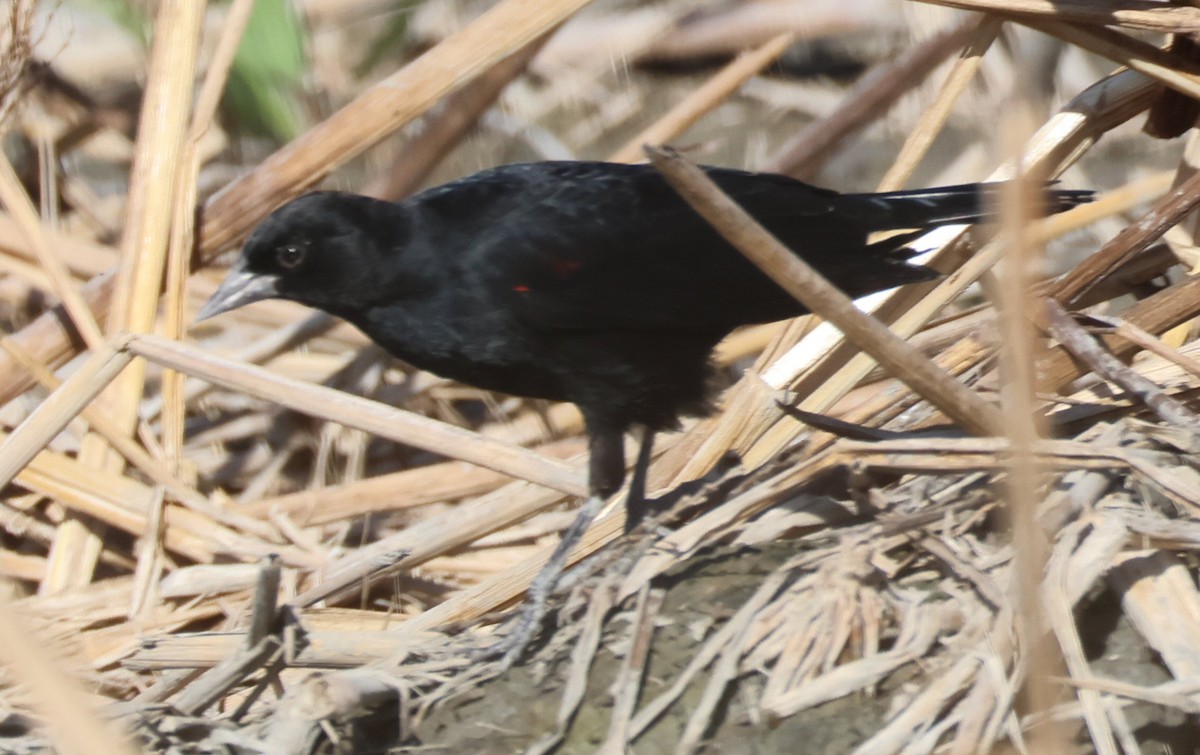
[246,554,282,648]
[608,32,795,164]
[646,145,1003,436]
[876,15,1002,192]
[1042,300,1200,431]
[126,334,588,497]
[1045,273,1200,391]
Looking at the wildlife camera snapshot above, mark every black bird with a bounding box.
[197,160,1090,660]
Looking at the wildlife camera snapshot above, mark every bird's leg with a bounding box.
[486,428,626,668]
[587,423,626,501]
[624,427,655,533]
[491,492,606,667]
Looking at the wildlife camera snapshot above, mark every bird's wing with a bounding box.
[454,163,926,332]
[451,164,835,328]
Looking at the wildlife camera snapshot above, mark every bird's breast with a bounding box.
[354,304,570,402]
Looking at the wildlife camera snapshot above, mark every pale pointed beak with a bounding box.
[195,260,280,322]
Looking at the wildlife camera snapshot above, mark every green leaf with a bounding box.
[223,0,308,142]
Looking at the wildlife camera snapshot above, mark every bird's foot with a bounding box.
[476,494,607,670]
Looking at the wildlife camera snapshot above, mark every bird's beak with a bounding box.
[195,259,280,322]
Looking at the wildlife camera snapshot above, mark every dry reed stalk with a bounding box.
[621,453,846,599]
[992,107,1068,749]
[801,336,986,458]
[714,321,788,364]
[1023,18,1200,101]
[1043,299,1200,431]
[760,606,943,718]
[1106,315,1200,381]
[130,485,165,619]
[106,0,204,422]
[0,249,55,292]
[161,0,256,469]
[916,0,1200,33]
[376,494,625,638]
[1042,170,1173,237]
[676,560,805,754]
[1054,167,1200,306]
[526,576,615,755]
[12,442,303,565]
[607,32,795,164]
[126,628,429,670]
[128,333,586,496]
[1158,131,1200,348]
[0,549,43,582]
[241,460,520,525]
[1043,525,1132,752]
[0,338,133,491]
[0,336,239,529]
[853,621,998,753]
[162,197,194,472]
[598,584,659,754]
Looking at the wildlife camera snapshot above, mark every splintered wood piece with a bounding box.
[1109,550,1200,681]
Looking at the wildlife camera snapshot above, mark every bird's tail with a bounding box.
[852,183,1094,230]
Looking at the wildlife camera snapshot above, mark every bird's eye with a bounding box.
[276,244,306,269]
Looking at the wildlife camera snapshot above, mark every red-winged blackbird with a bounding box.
[198,160,1090,661]
[198,161,1089,498]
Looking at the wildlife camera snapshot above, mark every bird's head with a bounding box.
[196,191,405,321]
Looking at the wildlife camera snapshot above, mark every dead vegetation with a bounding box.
[1,0,1199,752]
